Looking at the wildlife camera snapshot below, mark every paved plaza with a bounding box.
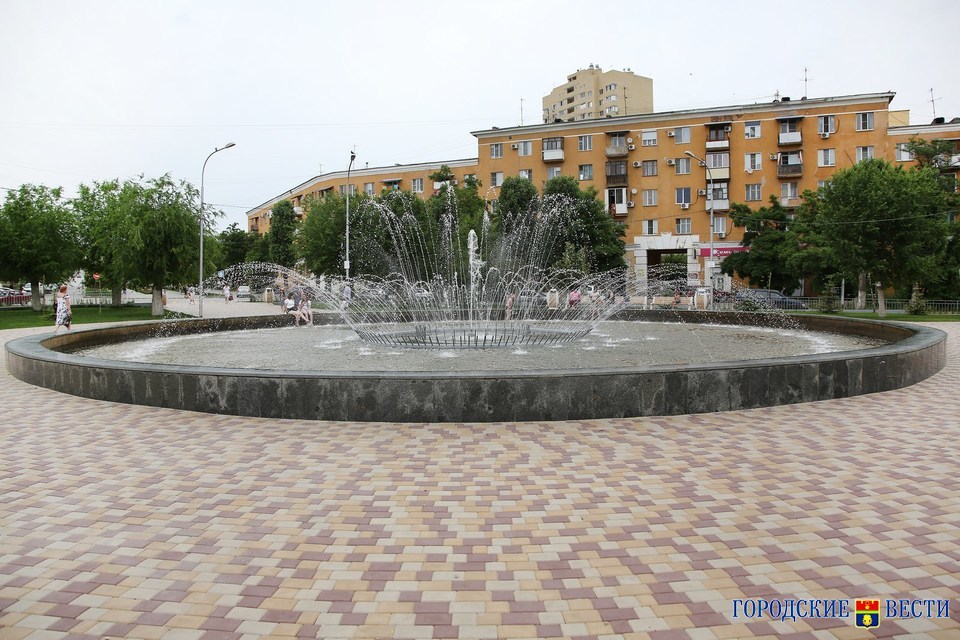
[1,318,958,639]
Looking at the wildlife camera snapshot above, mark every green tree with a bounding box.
[721,196,803,293]
[427,165,455,183]
[218,222,256,269]
[267,200,298,268]
[0,184,81,310]
[73,179,133,306]
[904,136,959,170]
[496,176,538,234]
[543,176,626,273]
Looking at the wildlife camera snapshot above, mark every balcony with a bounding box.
[704,167,730,181]
[706,138,730,150]
[778,131,802,145]
[606,145,629,158]
[609,202,628,217]
[542,149,565,162]
[706,198,730,211]
[777,163,803,178]
[605,173,628,187]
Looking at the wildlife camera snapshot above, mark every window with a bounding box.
[490,143,503,159]
[463,173,476,183]
[781,182,798,199]
[709,183,729,201]
[514,141,530,156]
[745,152,762,171]
[491,172,503,187]
[745,184,762,201]
[642,160,658,177]
[818,115,836,135]
[609,132,627,148]
[856,112,874,131]
[606,161,627,179]
[780,119,800,134]
[676,187,691,205]
[642,189,658,206]
[673,127,690,143]
[364,182,375,196]
[713,216,727,235]
[641,130,657,146]
[817,180,830,189]
[411,178,423,193]
[642,219,658,235]
[341,184,358,195]
[675,157,691,175]
[818,149,836,167]
[519,169,532,180]
[547,166,562,179]
[896,143,915,162]
[578,135,593,151]
[676,218,692,234]
[706,152,730,169]
[543,137,563,151]
[579,164,593,180]
[744,121,761,139]
[856,146,874,162]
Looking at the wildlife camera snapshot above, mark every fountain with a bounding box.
[4,192,948,421]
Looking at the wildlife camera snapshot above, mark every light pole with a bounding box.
[685,150,714,309]
[344,150,356,281]
[199,142,236,318]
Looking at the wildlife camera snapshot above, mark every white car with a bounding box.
[235,285,252,300]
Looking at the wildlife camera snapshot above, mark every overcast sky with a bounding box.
[2,0,958,231]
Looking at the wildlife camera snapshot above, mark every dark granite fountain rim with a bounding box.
[5,311,945,379]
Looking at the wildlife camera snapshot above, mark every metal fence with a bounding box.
[795,297,960,314]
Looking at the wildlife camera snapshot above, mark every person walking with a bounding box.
[54,285,72,334]
[223,284,231,303]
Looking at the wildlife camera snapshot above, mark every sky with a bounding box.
[2,0,958,232]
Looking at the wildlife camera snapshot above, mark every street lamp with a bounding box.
[344,150,356,280]
[199,142,236,318]
[685,150,714,309]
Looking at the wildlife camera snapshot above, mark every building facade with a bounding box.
[541,65,654,123]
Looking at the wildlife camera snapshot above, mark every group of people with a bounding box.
[282,289,313,326]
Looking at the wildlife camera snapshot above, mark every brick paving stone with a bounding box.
[1,323,959,639]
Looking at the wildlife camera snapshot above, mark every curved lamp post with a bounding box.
[344,150,356,280]
[684,150,714,310]
[199,142,236,318]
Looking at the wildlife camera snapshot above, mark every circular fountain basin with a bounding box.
[5,311,946,422]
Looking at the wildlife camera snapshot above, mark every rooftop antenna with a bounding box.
[930,88,940,119]
[802,67,812,98]
[520,98,524,126]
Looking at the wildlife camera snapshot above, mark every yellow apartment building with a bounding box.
[247,90,959,290]
[542,65,654,123]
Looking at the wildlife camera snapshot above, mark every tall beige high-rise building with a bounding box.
[542,65,654,123]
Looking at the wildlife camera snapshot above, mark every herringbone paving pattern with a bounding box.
[1,324,958,639]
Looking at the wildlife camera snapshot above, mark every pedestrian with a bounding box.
[187,285,195,304]
[54,285,72,334]
[341,281,352,310]
[223,284,230,302]
[547,288,559,310]
[294,295,312,326]
[505,290,516,320]
[567,288,581,308]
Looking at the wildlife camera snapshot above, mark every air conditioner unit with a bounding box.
[666,130,675,137]
[627,144,636,150]
[632,161,641,168]
[820,132,830,139]
[769,153,779,161]
[626,137,634,144]
[627,201,635,208]
[679,203,690,210]
[723,126,732,133]
[697,189,707,196]
[511,144,519,150]
[719,232,727,239]
[451,179,458,185]
[666,159,676,166]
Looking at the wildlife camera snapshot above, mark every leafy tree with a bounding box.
[218,222,256,269]
[296,193,386,277]
[246,232,271,263]
[721,196,803,293]
[0,184,81,310]
[904,136,959,169]
[543,176,626,273]
[427,165,455,183]
[73,179,132,306]
[267,200,298,268]
[496,176,538,234]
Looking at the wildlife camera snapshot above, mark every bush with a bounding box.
[906,283,928,315]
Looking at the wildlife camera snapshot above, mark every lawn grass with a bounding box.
[0,305,190,330]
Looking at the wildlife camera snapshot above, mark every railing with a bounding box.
[794,298,960,313]
[605,145,629,158]
[777,163,803,177]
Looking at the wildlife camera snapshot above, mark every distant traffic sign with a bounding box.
[93,272,100,280]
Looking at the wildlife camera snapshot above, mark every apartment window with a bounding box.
[642,219,658,235]
[519,169,533,180]
[676,187,691,205]
[364,182,375,196]
[340,184,358,195]
[606,160,627,179]
[641,130,657,146]
[579,164,593,180]
[543,137,563,151]
[673,127,691,143]
[578,135,593,151]
[856,146,874,162]
[709,183,729,201]
[642,160,658,177]
[642,189,658,206]
[745,184,762,201]
[547,166,562,179]
[609,132,627,148]
[675,157,691,175]
[818,149,836,167]
[781,182,799,199]
[490,143,503,159]
[896,143,915,162]
[856,112,874,131]
[411,178,423,193]
[605,105,620,115]
[817,180,830,189]
[706,152,730,169]
[676,218,692,234]
[463,173,476,183]
[491,172,503,187]
[713,216,727,235]
[744,121,761,139]
[818,115,836,134]
[745,152,762,171]
[517,141,532,156]
[780,119,800,134]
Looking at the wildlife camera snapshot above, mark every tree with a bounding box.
[0,184,81,310]
[267,200,298,268]
[73,179,134,306]
[496,177,538,234]
[721,196,803,293]
[904,136,959,170]
[801,159,949,313]
[427,165,455,184]
[543,176,626,273]
[218,222,256,269]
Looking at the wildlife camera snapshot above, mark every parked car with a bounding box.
[235,285,252,300]
[735,289,808,310]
